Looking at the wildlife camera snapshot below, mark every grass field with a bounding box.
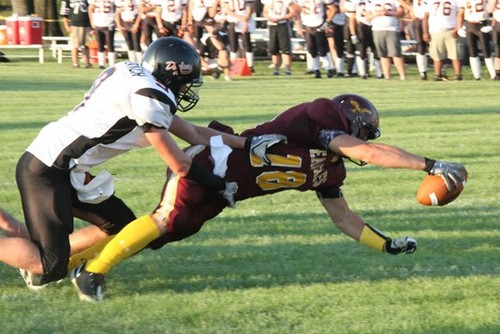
[0,58,499,334]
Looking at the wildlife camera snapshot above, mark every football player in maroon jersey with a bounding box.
[67,94,467,301]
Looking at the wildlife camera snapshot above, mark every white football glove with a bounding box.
[480,25,493,34]
[385,237,417,255]
[220,182,238,208]
[351,35,360,44]
[424,159,467,190]
[457,27,466,38]
[245,134,287,165]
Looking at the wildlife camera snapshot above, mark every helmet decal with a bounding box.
[178,62,194,75]
[349,100,372,115]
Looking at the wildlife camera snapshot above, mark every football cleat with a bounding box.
[71,264,105,302]
[18,269,48,292]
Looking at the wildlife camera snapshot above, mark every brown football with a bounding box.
[416,174,467,206]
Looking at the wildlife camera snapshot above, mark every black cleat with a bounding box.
[71,264,105,302]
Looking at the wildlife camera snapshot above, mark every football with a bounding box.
[416,174,467,206]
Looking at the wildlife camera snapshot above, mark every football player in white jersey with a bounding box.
[413,0,429,80]
[156,0,189,37]
[422,0,465,80]
[364,0,407,80]
[297,0,336,78]
[89,0,118,68]
[0,37,285,291]
[461,0,496,79]
[224,0,256,71]
[487,0,500,79]
[115,0,143,63]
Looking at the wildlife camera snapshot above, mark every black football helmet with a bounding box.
[141,37,202,112]
[332,94,381,141]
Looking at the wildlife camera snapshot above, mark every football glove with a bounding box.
[424,158,467,190]
[457,27,466,38]
[245,134,287,165]
[351,35,360,44]
[480,25,493,34]
[220,182,238,208]
[385,237,417,255]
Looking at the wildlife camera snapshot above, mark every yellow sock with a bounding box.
[359,224,388,252]
[85,215,161,274]
[67,235,115,274]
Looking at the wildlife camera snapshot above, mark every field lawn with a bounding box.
[0,58,498,334]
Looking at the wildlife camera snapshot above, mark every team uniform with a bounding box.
[148,98,350,248]
[352,0,382,78]
[413,0,429,79]
[89,0,117,67]
[298,0,335,77]
[262,0,294,62]
[60,0,92,67]
[224,0,256,70]
[157,0,189,37]
[460,0,496,79]
[115,0,143,62]
[18,61,179,283]
[425,0,462,60]
[140,0,162,46]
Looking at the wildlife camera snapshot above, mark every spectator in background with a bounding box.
[352,0,383,78]
[60,0,92,69]
[89,0,117,68]
[297,0,336,78]
[156,0,189,38]
[365,0,406,80]
[412,0,429,80]
[139,0,162,46]
[115,0,143,63]
[199,17,233,81]
[262,0,299,75]
[423,0,464,80]
[487,0,500,80]
[461,0,496,80]
[224,0,256,72]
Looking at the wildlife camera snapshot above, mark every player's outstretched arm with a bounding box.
[319,196,417,255]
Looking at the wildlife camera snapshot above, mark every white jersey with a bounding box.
[116,0,141,22]
[353,0,371,25]
[413,0,427,19]
[366,0,400,31]
[262,0,294,25]
[190,0,209,22]
[89,0,116,27]
[298,0,334,27]
[224,0,255,23]
[425,0,460,32]
[493,0,500,21]
[159,0,188,22]
[26,62,177,170]
[460,0,489,22]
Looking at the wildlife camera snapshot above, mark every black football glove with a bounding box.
[424,158,467,190]
[245,134,287,165]
[385,237,417,255]
[220,182,238,208]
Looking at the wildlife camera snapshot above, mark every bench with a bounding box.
[42,35,129,64]
[0,44,45,63]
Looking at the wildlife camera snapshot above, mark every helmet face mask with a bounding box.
[141,37,202,112]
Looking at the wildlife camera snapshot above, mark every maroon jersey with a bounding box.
[149,98,352,248]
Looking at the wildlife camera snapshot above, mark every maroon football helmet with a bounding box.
[332,94,381,141]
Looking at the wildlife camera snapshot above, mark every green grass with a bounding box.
[0,58,499,333]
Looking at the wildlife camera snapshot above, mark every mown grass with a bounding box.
[0,58,499,333]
